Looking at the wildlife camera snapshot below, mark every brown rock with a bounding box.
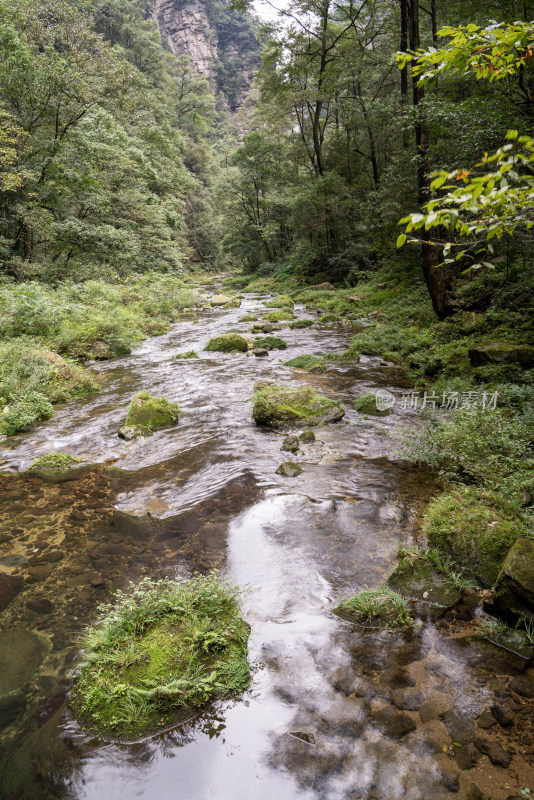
[419,700,443,723]
[0,573,23,611]
[476,710,497,729]
[442,709,475,744]
[456,742,481,770]
[510,675,534,698]
[391,688,424,711]
[379,666,416,689]
[475,737,512,767]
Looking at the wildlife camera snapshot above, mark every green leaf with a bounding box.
[396,233,407,248]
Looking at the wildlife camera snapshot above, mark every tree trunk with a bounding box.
[407,0,453,319]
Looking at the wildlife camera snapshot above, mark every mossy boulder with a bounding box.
[276,461,303,477]
[252,383,345,427]
[253,336,287,350]
[319,313,341,324]
[173,350,198,359]
[290,319,314,329]
[263,310,293,322]
[210,294,233,306]
[224,298,241,308]
[284,354,326,372]
[489,538,534,624]
[299,429,316,443]
[264,295,294,309]
[354,392,392,416]
[28,452,81,472]
[387,557,461,610]
[423,487,527,588]
[334,588,413,629]
[239,314,258,322]
[118,425,149,440]
[71,573,250,738]
[124,391,180,434]
[252,322,277,334]
[281,435,300,453]
[468,342,534,369]
[204,333,249,353]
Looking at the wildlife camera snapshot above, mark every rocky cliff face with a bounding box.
[152,0,260,109]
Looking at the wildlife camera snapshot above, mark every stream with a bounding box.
[0,289,533,800]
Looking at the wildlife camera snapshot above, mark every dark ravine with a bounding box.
[0,288,533,800]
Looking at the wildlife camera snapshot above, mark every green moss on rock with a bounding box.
[334,587,413,628]
[125,391,180,433]
[423,487,527,588]
[319,313,341,323]
[239,314,258,322]
[173,350,198,359]
[354,392,392,416]
[290,319,314,329]
[28,453,81,472]
[204,333,249,353]
[386,556,461,610]
[263,310,293,322]
[264,295,294,309]
[252,383,344,427]
[253,336,287,350]
[283,354,326,372]
[71,573,250,738]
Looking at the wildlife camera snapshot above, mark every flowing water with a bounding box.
[0,289,533,800]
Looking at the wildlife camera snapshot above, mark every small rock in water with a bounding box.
[281,435,300,454]
[276,461,303,478]
[0,574,23,611]
[379,666,416,689]
[26,597,54,614]
[476,709,497,729]
[118,425,146,441]
[287,730,315,745]
[0,554,27,567]
[442,709,475,744]
[370,704,416,739]
[438,766,459,793]
[418,699,442,723]
[391,688,424,711]
[299,430,315,443]
[490,702,513,727]
[253,348,269,357]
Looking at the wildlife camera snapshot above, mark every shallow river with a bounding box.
[0,290,533,800]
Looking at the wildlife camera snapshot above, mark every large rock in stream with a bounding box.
[252,383,345,428]
[488,537,534,623]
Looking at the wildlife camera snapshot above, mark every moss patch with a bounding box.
[319,313,342,323]
[334,587,413,628]
[354,391,392,416]
[283,354,326,372]
[264,295,294,309]
[173,350,198,359]
[263,310,293,322]
[204,333,249,353]
[125,391,180,432]
[423,486,527,588]
[72,573,250,738]
[252,383,344,427]
[253,336,287,350]
[239,314,258,322]
[28,453,81,472]
[386,555,461,610]
[290,319,314,329]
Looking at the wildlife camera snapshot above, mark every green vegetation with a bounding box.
[283,354,326,372]
[173,351,199,359]
[334,587,413,628]
[253,336,287,350]
[263,310,293,321]
[422,487,527,587]
[204,332,249,353]
[27,453,81,472]
[264,295,294,309]
[318,313,342,324]
[72,572,251,738]
[252,383,344,427]
[239,314,258,322]
[125,392,180,433]
[353,392,392,416]
[290,319,314,329]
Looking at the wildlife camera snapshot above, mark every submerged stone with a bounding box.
[0,573,23,611]
[252,383,344,428]
[253,347,269,357]
[204,333,249,353]
[124,391,180,433]
[276,461,303,477]
[0,629,49,695]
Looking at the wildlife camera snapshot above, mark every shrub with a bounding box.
[264,295,294,309]
[72,572,251,737]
